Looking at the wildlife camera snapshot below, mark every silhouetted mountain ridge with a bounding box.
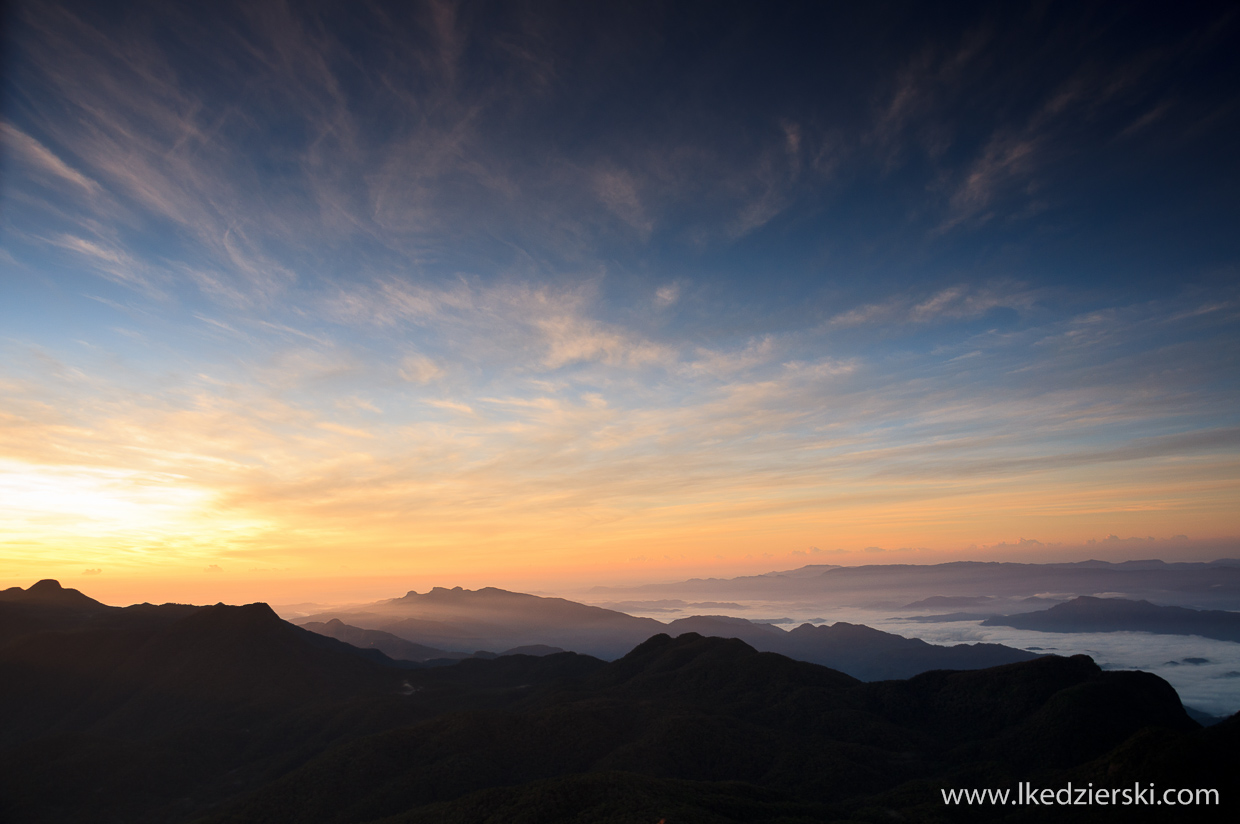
[201,633,1223,824]
[0,581,1234,823]
[0,578,110,610]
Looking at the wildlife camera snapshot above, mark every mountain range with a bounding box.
[0,578,1235,822]
[0,579,1236,821]
[296,585,1040,680]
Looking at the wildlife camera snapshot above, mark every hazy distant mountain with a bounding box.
[778,621,1041,679]
[301,586,668,659]
[899,611,997,622]
[901,594,997,610]
[301,618,470,661]
[983,596,1240,642]
[590,598,750,614]
[300,587,1038,679]
[300,618,566,661]
[587,559,1240,610]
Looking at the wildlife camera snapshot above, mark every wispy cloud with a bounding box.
[1,122,101,194]
[328,278,676,372]
[654,283,680,309]
[399,354,443,384]
[49,233,166,297]
[829,282,1034,328]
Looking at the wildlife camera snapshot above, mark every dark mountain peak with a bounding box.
[178,601,285,637]
[788,621,894,640]
[615,631,760,671]
[882,653,1105,723]
[0,579,109,610]
[115,602,398,708]
[115,602,203,625]
[611,632,732,674]
[427,585,473,598]
[624,632,674,656]
[1018,651,1100,678]
[325,618,346,628]
[29,579,64,593]
[393,585,529,605]
[599,632,859,700]
[861,652,1194,763]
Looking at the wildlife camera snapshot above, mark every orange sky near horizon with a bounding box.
[2,431,1236,606]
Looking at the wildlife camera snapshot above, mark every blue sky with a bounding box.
[2,0,1238,599]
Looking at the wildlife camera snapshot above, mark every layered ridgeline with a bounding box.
[587,559,1240,611]
[0,581,1235,823]
[296,586,1038,679]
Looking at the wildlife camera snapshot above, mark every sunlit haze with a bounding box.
[2,1,1238,606]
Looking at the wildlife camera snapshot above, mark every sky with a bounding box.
[2,0,1239,604]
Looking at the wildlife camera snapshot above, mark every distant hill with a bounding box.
[776,620,1039,679]
[983,596,1240,642]
[300,586,666,660]
[301,618,470,661]
[898,611,997,622]
[300,618,566,661]
[901,594,997,610]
